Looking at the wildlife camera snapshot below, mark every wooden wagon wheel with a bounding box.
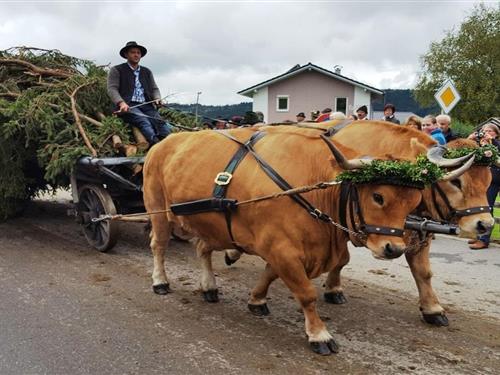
[78,184,118,252]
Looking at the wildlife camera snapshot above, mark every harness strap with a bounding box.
[453,206,492,217]
[431,183,491,220]
[432,183,454,221]
[339,181,405,242]
[323,119,353,137]
[213,130,266,251]
[244,140,330,222]
[339,181,350,229]
[213,131,265,198]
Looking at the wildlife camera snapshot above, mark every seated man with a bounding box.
[107,41,171,145]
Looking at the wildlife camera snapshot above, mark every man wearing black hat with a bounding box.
[296,112,306,122]
[107,41,171,145]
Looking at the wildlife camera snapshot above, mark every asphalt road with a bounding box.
[0,200,499,374]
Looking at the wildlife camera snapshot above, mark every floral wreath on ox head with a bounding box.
[332,144,498,189]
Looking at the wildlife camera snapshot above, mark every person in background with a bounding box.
[348,114,358,121]
[255,111,265,124]
[404,115,422,131]
[229,115,243,128]
[382,103,400,124]
[436,114,457,143]
[214,118,228,129]
[422,115,446,144]
[467,123,500,250]
[316,108,332,122]
[356,105,368,120]
[296,112,306,122]
[244,111,261,126]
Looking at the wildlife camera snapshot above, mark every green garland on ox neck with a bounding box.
[445,144,499,165]
[336,156,444,188]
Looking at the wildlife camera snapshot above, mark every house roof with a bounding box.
[238,62,384,97]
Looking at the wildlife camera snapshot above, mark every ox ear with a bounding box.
[410,138,428,157]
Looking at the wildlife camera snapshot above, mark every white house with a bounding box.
[238,63,384,123]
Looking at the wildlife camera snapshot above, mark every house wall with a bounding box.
[251,86,268,121]
[265,70,355,123]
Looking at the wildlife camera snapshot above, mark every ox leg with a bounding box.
[150,214,172,295]
[224,249,242,266]
[324,247,350,305]
[197,240,219,303]
[247,263,278,316]
[271,256,339,355]
[405,237,448,326]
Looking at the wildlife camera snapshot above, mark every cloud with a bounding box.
[0,1,482,104]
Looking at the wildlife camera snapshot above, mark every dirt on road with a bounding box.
[0,201,499,374]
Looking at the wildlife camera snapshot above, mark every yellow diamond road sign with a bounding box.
[434,79,461,114]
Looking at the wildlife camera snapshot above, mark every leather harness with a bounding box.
[170,121,408,250]
[430,183,491,222]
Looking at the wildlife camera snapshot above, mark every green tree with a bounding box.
[414,4,499,123]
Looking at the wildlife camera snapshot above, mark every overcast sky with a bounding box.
[0,1,490,105]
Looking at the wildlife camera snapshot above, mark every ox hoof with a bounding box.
[422,312,449,326]
[324,291,347,305]
[248,303,270,316]
[224,253,237,266]
[202,289,219,303]
[309,339,339,355]
[153,283,172,295]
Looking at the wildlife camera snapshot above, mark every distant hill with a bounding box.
[373,89,439,117]
[168,102,252,122]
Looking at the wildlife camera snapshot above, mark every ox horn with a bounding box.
[320,134,373,170]
[427,145,475,167]
[440,155,476,181]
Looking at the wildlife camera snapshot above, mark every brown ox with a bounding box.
[143,126,424,355]
[227,121,493,328]
[323,121,493,324]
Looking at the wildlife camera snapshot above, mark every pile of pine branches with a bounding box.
[0,46,197,220]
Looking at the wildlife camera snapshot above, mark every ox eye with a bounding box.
[451,179,462,189]
[373,193,384,206]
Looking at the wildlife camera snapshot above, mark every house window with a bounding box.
[335,97,347,114]
[276,95,289,112]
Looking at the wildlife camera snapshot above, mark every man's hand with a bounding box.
[154,99,163,108]
[118,101,129,112]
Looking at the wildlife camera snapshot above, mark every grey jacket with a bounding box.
[107,64,161,105]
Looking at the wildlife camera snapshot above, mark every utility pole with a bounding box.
[195,91,202,122]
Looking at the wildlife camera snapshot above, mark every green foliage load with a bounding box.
[414,4,500,123]
[0,47,133,219]
[336,156,444,188]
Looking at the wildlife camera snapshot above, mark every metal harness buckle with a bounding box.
[214,172,233,186]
